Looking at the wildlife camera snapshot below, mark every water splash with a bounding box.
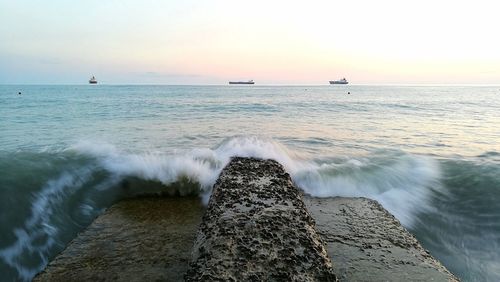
[0,136,447,280]
[0,167,95,281]
[71,136,441,227]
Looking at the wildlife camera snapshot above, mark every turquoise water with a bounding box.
[1,85,499,281]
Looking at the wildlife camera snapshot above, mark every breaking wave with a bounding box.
[72,137,442,228]
[0,136,473,280]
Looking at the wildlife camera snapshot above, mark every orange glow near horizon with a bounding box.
[1,0,500,84]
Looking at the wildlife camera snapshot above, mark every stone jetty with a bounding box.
[185,157,336,281]
[35,157,458,281]
[305,197,458,281]
[34,197,204,281]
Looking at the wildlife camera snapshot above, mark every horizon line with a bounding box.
[2,83,500,87]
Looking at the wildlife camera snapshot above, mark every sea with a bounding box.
[1,85,499,281]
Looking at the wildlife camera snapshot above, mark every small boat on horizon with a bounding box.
[329,78,348,85]
[89,76,97,84]
[229,80,255,85]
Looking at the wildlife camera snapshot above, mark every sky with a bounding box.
[1,0,500,84]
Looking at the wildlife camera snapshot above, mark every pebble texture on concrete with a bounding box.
[34,197,204,282]
[185,157,337,281]
[304,196,459,282]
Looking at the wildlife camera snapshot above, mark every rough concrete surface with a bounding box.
[34,157,459,282]
[34,197,204,282]
[185,157,337,281]
[304,196,459,282]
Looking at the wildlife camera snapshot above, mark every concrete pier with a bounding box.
[35,157,458,281]
[185,157,336,281]
[34,197,204,282]
[304,197,458,281]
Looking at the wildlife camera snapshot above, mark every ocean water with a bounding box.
[1,85,499,281]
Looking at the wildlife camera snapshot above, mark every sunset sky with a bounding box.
[1,0,500,84]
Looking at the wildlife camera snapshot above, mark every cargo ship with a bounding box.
[89,76,97,84]
[229,80,254,85]
[329,78,348,85]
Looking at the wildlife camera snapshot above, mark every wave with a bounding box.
[71,138,442,228]
[70,140,219,200]
[0,136,448,280]
[0,166,99,280]
[293,152,442,227]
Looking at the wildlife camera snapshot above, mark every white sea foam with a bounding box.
[0,168,94,281]
[71,137,303,197]
[293,153,441,227]
[72,136,441,227]
[71,140,221,198]
[1,136,443,281]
